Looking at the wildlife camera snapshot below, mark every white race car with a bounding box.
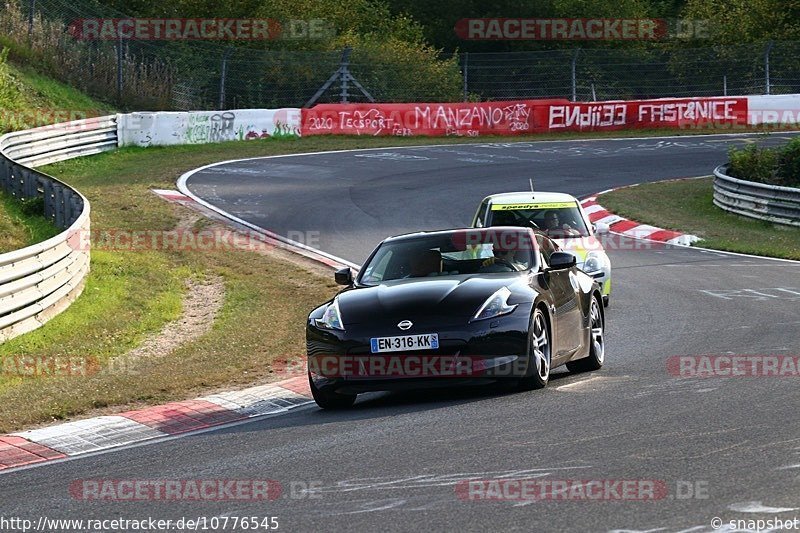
[472,191,612,306]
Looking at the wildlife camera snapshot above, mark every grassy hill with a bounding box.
[0,48,113,133]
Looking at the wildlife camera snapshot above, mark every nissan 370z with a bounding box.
[305,227,606,409]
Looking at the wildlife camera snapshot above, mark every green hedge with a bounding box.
[728,138,800,187]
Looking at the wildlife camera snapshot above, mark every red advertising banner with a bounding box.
[301,97,748,137]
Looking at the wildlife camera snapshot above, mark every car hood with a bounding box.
[338,275,529,325]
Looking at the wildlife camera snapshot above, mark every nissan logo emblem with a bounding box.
[397,320,413,330]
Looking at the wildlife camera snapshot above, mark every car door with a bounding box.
[538,236,582,357]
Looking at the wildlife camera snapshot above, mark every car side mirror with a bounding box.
[593,222,609,235]
[334,267,353,285]
[547,251,577,271]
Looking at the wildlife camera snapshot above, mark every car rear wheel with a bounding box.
[517,308,550,390]
[309,373,357,409]
[567,296,604,373]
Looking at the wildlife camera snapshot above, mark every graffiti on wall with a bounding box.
[301,97,748,137]
[117,109,302,147]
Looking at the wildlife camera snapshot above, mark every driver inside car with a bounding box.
[480,244,528,272]
[543,210,580,237]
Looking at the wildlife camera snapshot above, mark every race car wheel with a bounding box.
[567,295,605,373]
[518,308,551,390]
[309,373,357,409]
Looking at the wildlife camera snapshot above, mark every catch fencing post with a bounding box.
[27,0,35,37]
[340,48,350,103]
[571,48,580,102]
[764,40,774,95]
[116,35,123,100]
[219,47,233,109]
[463,52,469,102]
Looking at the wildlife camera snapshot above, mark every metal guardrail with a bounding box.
[0,116,116,342]
[713,165,800,228]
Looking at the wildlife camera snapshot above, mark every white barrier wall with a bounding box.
[117,108,302,147]
[747,95,800,126]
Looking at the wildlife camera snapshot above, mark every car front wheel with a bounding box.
[309,373,357,409]
[517,308,551,391]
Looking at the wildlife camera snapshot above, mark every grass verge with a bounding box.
[600,177,800,260]
[0,130,796,432]
[0,191,60,253]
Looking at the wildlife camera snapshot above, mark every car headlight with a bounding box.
[315,299,344,330]
[583,251,609,275]
[472,287,518,322]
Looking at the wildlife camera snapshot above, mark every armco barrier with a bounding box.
[0,116,116,341]
[713,165,800,228]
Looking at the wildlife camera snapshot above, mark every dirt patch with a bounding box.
[123,275,225,362]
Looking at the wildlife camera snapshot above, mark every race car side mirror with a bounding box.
[547,252,577,271]
[593,222,609,235]
[334,267,353,285]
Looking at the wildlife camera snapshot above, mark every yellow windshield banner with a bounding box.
[491,202,576,210]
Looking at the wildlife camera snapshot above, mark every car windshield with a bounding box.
[358,229,539,286]
[489,201,590,238]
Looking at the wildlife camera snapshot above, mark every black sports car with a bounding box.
[306,227,606,409]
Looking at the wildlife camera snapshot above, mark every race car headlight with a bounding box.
[315,299,344,330]
[472,287,518,322]
[583,251,609,275]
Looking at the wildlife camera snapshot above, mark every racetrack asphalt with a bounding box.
[2,132,799,532]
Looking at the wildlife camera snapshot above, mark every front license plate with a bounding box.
[370,334,439,353]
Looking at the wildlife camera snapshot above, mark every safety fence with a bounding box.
[0,116,116,341]
[713,165,800,228]
[5,0,800,109]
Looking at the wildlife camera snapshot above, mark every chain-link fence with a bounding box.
[3,0,800,110]
[461,43,800,101]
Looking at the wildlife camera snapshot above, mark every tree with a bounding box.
[682,0,800,42]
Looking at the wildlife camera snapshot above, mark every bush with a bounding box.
[727,144,778,184]
[347,36,462,103]
[776,137,800,187]
[728,139,800,188]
